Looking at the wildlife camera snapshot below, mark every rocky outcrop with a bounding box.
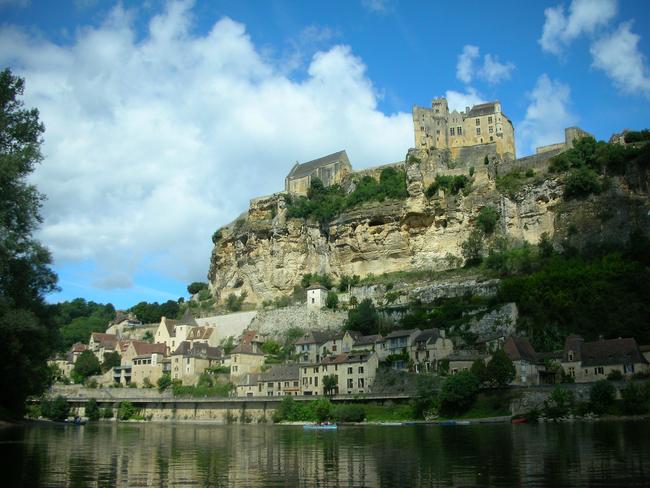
[207,151,650,305]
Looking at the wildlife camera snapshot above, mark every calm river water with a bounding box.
[2,420,649,487]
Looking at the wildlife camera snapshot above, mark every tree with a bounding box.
[589,379,616,414]
[142,331,154,343]
[0,69,59,417]
[438,371,479,415]
[485,349,516,387]
[41,395,70,421]
[345,298,379,335]
[476,207,499,235]
[85,398,99,421]
[71,350,101,384]
[470,358,489,385]
[187,282,208,295]
[323,375,338,396]
[461,229,484,266]
[325,291,339,309]
[157,373,171,392]
[101,351,121,373]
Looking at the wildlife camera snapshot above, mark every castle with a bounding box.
[412,97,516,160]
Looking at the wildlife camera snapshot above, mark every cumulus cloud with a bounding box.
[456,45,514,85]
[444,88,486,112]
[539,0,617,55]
[591,22,650,98]
[517,74,577,156]
[0,1,412,289]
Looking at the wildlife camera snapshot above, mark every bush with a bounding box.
[41,395,70,421]
[470,359,489,385]
[438,371,479,416]
[157,373,171,392]
[564,167,601,198]
[620,382,649,415]
[325,291,339,309]
[425,174,469,198]
[101,351,121,373]
[334,404,365,422]
[590,379,616,414]
[85,399,99,421]
[187,282,208,295]
[461,229,484,266]
[71,350,101,384]
[607,369,623,381]
[476,207,499,235]
[117,401,138,421]
[624,129,650,143]
[346,298,379,336]
[485,349,516,387]
[225,292,247,311]
[543,386,575,419]
[101,407,114,419]
[313,398,333,422]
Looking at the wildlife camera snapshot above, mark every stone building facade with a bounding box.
[285,150,352,195]
[412,97,516,160]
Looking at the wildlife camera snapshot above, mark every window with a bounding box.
[284,381,289,387]
[314,377,318,387]
[358,378,365,388]
[458,127,462,135]
[347,379,354,388]
[568,367,575,377]
[247,392,253,397]
[489,126,493,133]
[476,128,481,135]
[347,367,353,374]
[596,367,604,375]
[358,366,364,374]
[314,367,319,373]
[258,384,262,391]
[436,130,440,135]
[490,136,494,142]
[568,351,574,361]
[475,118,480,126]
[488,116,493,124]
[332,344,337,351]
[311,298,315,304]
[293,381,299,387]
[450,127,455,136]
[267,382,273,387]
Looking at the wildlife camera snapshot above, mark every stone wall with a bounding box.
[251,305,348,337]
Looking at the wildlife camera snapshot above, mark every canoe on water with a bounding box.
[438,420,470,426]
[303,424,338,430]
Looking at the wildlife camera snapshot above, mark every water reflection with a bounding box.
[0,420,649,487]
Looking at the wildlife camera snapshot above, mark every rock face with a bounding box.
[208,151,650,305]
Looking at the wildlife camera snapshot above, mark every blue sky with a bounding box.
[1,0,648,309]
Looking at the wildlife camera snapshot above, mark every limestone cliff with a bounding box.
[207,150,650,305]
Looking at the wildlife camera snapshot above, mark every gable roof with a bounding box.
[354,334,382,346]
[160,317,178,336]
[231,342,264,355]
[563,334,585,362]
[237,373,262,387]
[466,102,497,118]
[261,364,300,382]
[172,341,223,359]
[414,329,441,344]
[131,341,166,357]
[71,342,87,353]
[321,351,374,365]
[504,336,538,363]
[239,329,261,345]
[295,331,333,346]
[186,326,215,341]
[287,150,349,179]
[179,310,198,327]
[90,332,118,348]
[384,329,420,340]
[580,338,647,367]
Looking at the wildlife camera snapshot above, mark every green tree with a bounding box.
[142,330,154,343]
[485,349,516,387]
[476,207,499,235]
[157,373,171,392]
[345,298,379,335]
[71,350,101,383]
[589,379,616,414]
[438,371,479,415]
[323,374,338,396]
[538,232,554,258]
[0,69,59,418]
[85,398,99,421]
[470,358,489,385]
[41,395,70,421]
[187,282,208,295]
[101,351,121,373]
[325,291,339,309]
[461,229,484,266]
[117,401,137,420]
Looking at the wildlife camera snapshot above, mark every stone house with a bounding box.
[89,332,118,361]
[447,350,487,375]
[561,335,649,383]
[130,351,166,387]
[410,328,454,373]
[229,342,266,380]
[155,316,179,354]
[259,364,301,397]
[352,334,384,353]
[105,311,141,336]
[503,336,543,385]
[295,331,333,363]
[300,351,379,396]
[285,150,352,196]
[114,341,167,385]
[306,284,328,310]
[170,341,225,385]
[236,373,263,397]
[319,330,360,357]
[381,329,421,365]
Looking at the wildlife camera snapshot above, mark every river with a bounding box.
[2,420,649,487]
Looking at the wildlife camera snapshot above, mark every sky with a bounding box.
[0,0,648,309]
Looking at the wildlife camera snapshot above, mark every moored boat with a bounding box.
[303,424,337,430]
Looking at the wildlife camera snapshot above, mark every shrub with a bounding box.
[187,282,208,295]
[85,399,99,421]
[101,407,114,419]
[461,229,484,266]
[607,369,623,381]
[71,350,101,383]
[564,167,601,198]
[485,349,516,387]
[620,382,649,415]
[101,351,121,373]
[438,371,479,416]
[425,174,469,198]
[543,386,575,419]
[470,359,489,385]
[623,129,650,143]
[589,379,616,414]
[117,401,137,421]
[346,298,379,336]
[325,291,339,309]
[334,404,365,422]
[157,373,172,392]
[226,292,247,311]
[41,395,70,421]
[198,289,212,301]
[476,207,499,235]
[312,398,333,422]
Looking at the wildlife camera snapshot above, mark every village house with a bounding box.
[306,284,328,310]
[114,341,167,385]
[320,330,360,357]
[352,334,384,353]
[285,150,352,196]
[300,351,379,396]
[130,350,167,387]
[410,328,454,373]
[229,342,265,380]
[561,335,649,383]
[503,336,544,385]
[88,332,118,361]
[447,350,487,375]
[236,373,263,398]
[105,311,142,336]
[381,329,421,366]
[259,364,301,397]
[295,331,333,363]
[170,341,224,385]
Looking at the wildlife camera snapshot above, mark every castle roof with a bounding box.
[466,102,498,118]
[287,150,349,179]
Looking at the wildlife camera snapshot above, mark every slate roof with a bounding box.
[161,317,178,336]
[172,341,223,359]
[237,373,262,387]
[504,336,538,363]
[414,328,441,344]
[231,342,264,355]
[321,351,373,365]
[306,283,327,291]
[261,364,300,382]
[563,334,585,362]
[180,310,198,327]
[384,329,420,340]
[186,326,215,341]
[580,338,647,367]
[354,334,382,346]
[287,150,348,179]
[295,331,333,346]
[71,342,87,353]
[447,350,486,362]
[466,102,497,118]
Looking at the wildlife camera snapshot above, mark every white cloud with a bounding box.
[0,0,30,8]
[444,88,486,112]
[456,45,479,84]
[517,74,577,156]
[0,2,412,289]
[456,45,514,85]
[591,22,650,98]
[361,0,394,13]
[540,0,618,55]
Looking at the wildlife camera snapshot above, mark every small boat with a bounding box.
[64,418,86,426]
[438,420,470,426]
[511,417,528,425]
[303,423,338,430]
